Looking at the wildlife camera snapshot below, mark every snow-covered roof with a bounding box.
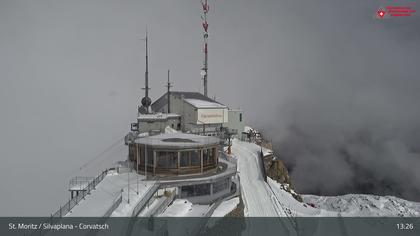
[152,91,220,111]
[137,113,180,121]
[165,126,178,134]
[135,132,220,148]
[184,99,227,109]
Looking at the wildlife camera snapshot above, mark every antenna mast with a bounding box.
[140,30,152,113]
[145,31,149,98]
[201,0,209,97]
[166,69,172,113]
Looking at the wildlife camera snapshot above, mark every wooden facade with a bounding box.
[128,143,218,176]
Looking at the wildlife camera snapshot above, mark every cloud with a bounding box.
[254,1,420,201]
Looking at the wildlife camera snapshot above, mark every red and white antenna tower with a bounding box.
[200,0,210,97]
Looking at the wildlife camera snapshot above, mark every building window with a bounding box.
[239,113,242,122]
[181,183,211,197]
[139,146,145,164]
[128,144,135,162]
[180,150,200,167]
[213,178,229,193]
[156,151,177,168]
[191,150,200,166]
[203,148,215,166]
[180,151,189,167]
[142,147,154,165]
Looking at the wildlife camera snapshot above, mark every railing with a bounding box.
[219,151,238,176]
[259,149,268,182]
[131,182,160,217]
[104,193,123,217]
[150,189,176,216]
[69,176,94,190]
[219,151,236,163]
[51,169,109,217]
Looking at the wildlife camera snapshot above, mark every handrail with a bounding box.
[131,182,160,217]
[104,193,123,217]
[150,189,176,216]
[51,169,109,217]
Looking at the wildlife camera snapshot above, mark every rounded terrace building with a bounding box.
[129,133,220,176]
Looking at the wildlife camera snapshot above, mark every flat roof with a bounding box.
[151,91,225,112]
[184,99,227,109]
[137,113,181,121]
[135,132,220,149]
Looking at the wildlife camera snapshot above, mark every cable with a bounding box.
[64,136,125,179]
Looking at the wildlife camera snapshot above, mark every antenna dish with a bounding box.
[141,96,152,107]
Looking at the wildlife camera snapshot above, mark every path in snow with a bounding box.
[232,140,283,217]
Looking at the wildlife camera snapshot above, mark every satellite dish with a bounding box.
[141,96,152,107]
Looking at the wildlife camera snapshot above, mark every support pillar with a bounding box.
[200,149,203,173]
[153,151,156,176]
[136,144,139,174]
[177,151,180,175]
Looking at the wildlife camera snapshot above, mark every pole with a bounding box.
[145,30,149,98]
[166,69,172,113]
[201,0,209,97]
[128,158,130,204]
[145,144,147,179]
[141,30,151,114]
[136,144,139,195]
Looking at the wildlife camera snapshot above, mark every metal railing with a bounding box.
[104,193,123,217]
[69,176,94,190]
[51,169,109,217]
[151,189,176,216]
[131,182,160,217]
[219,151,238,175]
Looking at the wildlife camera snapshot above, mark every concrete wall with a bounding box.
[224,109,245,137]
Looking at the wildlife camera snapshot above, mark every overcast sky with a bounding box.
[0,0,419,216]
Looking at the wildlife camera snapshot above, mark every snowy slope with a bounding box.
[303,194,420,217]
[267,178,323,217]
[232,139,284,216]
[211,197,240,217]
[233,139,420,217]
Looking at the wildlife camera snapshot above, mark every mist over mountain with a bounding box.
[251,0,420,202]
[262,116,420,201]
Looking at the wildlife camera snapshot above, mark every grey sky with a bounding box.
[0,0,419,216]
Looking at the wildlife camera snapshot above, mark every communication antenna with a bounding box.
[200,0,210,97]
[140,30,152,113]
[165,69,173,113]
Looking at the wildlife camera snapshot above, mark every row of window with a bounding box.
[180,178,230,197]
[130,145,217,168]
[181,183,211,197]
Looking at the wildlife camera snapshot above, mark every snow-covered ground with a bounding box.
[158,199,211,217]
[233,138,420,217]
[232,139,286,216]
[303,194,420,217]
[66,171,156,217]
[211,197,240,217]
[268,178,322,217]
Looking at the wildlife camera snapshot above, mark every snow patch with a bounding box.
[211,197,240,217]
